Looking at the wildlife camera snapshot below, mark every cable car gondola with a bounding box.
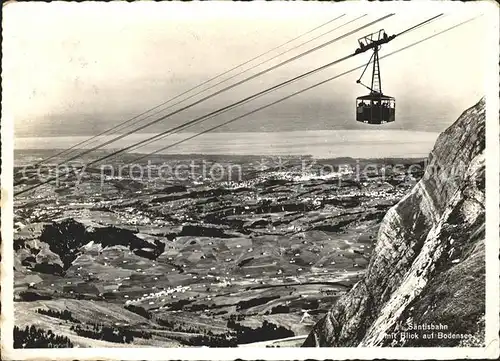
[354,29,396,124]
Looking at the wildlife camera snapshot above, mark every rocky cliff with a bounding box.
[303,98,486,347]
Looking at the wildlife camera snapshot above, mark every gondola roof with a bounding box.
[357,93,395,101]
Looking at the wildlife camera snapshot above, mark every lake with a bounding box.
[15,130,439,159]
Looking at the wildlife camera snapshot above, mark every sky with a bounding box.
[3,2,493,143]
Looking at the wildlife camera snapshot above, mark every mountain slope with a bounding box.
[303,98,486,347]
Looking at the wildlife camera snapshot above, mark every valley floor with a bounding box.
[13,152,424,347]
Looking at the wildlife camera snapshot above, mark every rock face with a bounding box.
[303,98,486,347]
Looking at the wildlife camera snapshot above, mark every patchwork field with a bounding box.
[13,151,424,347]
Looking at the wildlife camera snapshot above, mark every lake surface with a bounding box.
[15,130,439,159]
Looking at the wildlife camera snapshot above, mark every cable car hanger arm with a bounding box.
[355,51,376,92]
[353,13,444,95]
[354,13,444,55]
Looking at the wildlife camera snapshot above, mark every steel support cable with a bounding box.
[124,53,355,154]
[355,14,443,83]
[16,14,391,190]
[128,13,443,154]
[17,13,443,186]
[353,14,444,95]
[123,15,368,154]
[89,53,357,160]
[23,14,394,170]
[357,51,375,83]
[15,15,362,186]
[30,14,348,167]
[17,13,463,196]
[119,13,448,155]
[395,13,444,37]
[42,15,364,165]
[129,15,480,163]
[14,50,359,194]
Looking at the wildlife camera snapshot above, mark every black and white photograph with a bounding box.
[1,1,499,359]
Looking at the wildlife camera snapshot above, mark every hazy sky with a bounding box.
[4,2,493,138]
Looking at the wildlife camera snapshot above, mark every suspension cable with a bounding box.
[356,51,375,83]
[128,13,444,154]
[14,49,360,194]
[15,15,368,186]
[15,13,462,196]
[396,13,444,37]
[123,53,355,154]
[30,14,348,167]
[44,15,366,165]
[129,15,482,163]
[24,14,394,170]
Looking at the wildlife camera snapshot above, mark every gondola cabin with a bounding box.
[356,93,395,124]
[354,29,397,125]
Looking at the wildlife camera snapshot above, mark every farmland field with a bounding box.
[13,150,425,347]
